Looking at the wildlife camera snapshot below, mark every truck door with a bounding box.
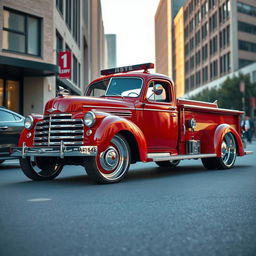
[139,80,178,152]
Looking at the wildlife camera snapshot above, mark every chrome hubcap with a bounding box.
[221,133,236,167]
[100,146,119,171]
[97,135,130,181]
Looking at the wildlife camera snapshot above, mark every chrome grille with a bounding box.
[34,114,84,146]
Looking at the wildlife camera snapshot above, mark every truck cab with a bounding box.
[12,63,252,184]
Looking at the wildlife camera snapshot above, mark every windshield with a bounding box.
[86,77,143,98]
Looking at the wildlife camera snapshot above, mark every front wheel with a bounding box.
[155,160,180,168]
[20,157,63,181]
[84,134,131,184]
[202,132,237,170]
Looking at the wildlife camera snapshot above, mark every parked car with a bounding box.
[0,107,24,164]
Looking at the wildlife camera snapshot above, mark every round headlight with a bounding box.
[84,111,96,127]
[24,115,34,130]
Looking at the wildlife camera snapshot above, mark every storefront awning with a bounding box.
[0,55,58,78]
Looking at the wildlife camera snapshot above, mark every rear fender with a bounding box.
[214,124,244,157]
[94,115,148,162]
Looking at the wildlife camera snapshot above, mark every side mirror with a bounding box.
[152,84,164,96]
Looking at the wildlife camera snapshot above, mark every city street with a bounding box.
[0,143,256,256]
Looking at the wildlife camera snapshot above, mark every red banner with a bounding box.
[58,51,72,79]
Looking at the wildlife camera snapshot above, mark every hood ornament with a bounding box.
[57,86,70,96]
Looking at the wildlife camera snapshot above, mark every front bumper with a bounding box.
[11,142,97,159]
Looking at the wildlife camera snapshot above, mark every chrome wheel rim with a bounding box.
[30,157,62,177]
[221,133,236,167]
[97,136,129,181]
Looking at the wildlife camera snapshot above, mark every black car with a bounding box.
[0,107,24,164]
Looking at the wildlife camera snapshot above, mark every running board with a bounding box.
[147,153,217,162]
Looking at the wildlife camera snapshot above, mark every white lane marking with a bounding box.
[27,198,52,202]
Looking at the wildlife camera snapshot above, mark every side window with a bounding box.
[86,79,110,97]
[0,110,16,122]
[146,81,172,103]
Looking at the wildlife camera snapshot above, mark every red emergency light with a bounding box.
[101,63,154,76]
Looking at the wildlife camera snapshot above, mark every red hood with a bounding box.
[44,96,135,114]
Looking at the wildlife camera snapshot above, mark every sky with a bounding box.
[101,0,160,67]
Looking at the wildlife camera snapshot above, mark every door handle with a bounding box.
[170,113,177,117]
[0,126,8,130]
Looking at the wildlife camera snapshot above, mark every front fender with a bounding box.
[214,124,244,157]
[94,115,148,162]
[18,114,43,147]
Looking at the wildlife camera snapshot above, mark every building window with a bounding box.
[190,74,195,89]
[184,8,189,22]
[189,1,194,14]
[202,22,208,40]
[219,25,230,49]
[3,8,41,56]
[195,11,201,27]
[185,60,190,74]
[185,78,190,92]
[208,0,217,10]
[196,50,201,66]
[202,44,208,61]
[190,56,195,70]
[220,52,230,74]
[195,30,201,46]
[201,1,208,19]
[239,59,254,68]
[202,66,208,83]
[56,30,63,64]
[65,0,72,29]
[196,71,201,86]
[189,18,194,32]
[185,25,189,39]
[72,0,80,46]
[237,2,256,17]
[210,36,218,56]
[190,37,194,51]
[209,12,217,32]
[239,40,256,53]
[185,43,189,56]
[73,55,78,84]
[210,60,218,79]
[56,0,63,14]
[238,21,256,35]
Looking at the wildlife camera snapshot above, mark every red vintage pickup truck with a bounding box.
[12,63,252,184]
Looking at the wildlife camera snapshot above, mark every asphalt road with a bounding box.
[0,143,256,256]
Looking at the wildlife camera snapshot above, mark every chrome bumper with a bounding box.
[11,142,97,159]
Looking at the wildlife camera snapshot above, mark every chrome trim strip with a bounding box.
[44,114,72,118]
[34,135,83,140]
[35,130,83,135]
[182,104,243,114]
[244,151,253,155]
[11,145,97,158]
[34,141,83,146]
[83,105,135,110]
[36,124,83,129]
[147,153,217,161]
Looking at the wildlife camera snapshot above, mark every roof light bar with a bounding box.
[101,63,154,76]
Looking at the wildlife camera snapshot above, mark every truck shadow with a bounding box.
[4,164,251,187]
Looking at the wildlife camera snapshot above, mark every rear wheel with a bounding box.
[84,134,131,184]
[202,132,237,170]
[155,160,180,168]
[20,157,63,181]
